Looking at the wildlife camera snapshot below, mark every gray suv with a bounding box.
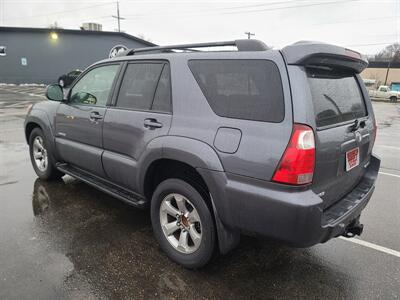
[25,40,380,268]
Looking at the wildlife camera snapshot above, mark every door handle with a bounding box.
[90,111,103,121]
[144,118,163,129]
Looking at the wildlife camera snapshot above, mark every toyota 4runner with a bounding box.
[25,40,380,268]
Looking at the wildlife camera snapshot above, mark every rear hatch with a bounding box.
[282,42,376,209]
[307,67,375,208]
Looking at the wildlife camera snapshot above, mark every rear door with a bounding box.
[102,61,172,191]
[306,67,375,208]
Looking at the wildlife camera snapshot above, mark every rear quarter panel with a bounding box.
[168,51,293,180]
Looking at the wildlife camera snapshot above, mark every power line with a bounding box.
[223,0,360,15]
[302,15,397,27]
[3,2,114,21]
[345,42,397,47]
[172,0,314,13]
[123,0,360,19]
[122,0,313,18]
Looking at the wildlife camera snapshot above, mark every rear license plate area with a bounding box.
[346,147,360,171]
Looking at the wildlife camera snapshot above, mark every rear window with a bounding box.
[307,69,367,127]
[188,60,284,122]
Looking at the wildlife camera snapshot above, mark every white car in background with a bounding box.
[369,85,400,102]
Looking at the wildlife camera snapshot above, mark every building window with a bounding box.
[0,46,6,56]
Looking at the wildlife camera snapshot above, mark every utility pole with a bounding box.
[384,58,392,86]
[384,50,398,86]
[112,1,125,32]
[245,32,255,39]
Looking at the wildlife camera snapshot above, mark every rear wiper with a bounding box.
[323,94,342,114]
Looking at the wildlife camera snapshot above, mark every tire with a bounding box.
[29,128,64,180]
[58,78,65,87]
[151,178,216,269]
[390,96,397,103]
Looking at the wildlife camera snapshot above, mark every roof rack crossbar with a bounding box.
[124,39,269,56]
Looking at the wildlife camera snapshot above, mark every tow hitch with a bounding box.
[342,220,364,238]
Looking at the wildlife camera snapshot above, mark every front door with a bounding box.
[102,62,172,191]
[55,64,120,177]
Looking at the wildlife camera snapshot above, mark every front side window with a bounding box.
[70,64,119,106]
[188,60,285,122]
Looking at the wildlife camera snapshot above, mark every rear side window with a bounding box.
[152,64,172,113]
[188,60,285,122]
[116,63,163,110]
[307,69,367,127]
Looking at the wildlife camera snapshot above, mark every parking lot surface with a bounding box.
[0,86,399,299]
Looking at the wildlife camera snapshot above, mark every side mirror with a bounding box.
[45,84,64,101]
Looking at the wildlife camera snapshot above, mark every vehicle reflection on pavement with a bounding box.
[28,177,360,299]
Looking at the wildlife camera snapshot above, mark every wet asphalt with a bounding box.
[0,86,399,299]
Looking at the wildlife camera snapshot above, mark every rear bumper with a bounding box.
[200,154,380,247]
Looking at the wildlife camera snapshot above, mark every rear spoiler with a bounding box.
[281,41,368,73]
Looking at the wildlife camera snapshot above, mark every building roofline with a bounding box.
[368,61,400,69]
[0,26,156,46]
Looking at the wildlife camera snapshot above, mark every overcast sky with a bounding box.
[0,0,398,55]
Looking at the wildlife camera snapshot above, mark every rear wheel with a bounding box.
[390,96,397,103]
[29,128,64,180]
[151,178,215,269]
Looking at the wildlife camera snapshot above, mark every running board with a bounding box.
[56,163,146,208]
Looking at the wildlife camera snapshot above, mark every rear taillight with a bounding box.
[272,124,315,185]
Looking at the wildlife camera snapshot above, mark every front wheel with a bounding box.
[29,128,64,180]
[151,178,216,269]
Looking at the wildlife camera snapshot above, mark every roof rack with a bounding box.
[121,39,269,56]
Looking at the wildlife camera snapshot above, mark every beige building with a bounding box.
[360,61,400,88]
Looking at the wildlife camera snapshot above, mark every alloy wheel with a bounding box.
[159,193,202,254]
[32,136,48,172]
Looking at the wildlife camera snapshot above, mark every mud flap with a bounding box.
[210,194,240,254]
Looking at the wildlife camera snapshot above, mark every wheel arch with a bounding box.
[137,136,224,196]
[140,136,240,254]
[143,158,210,206]
[25,121,43,144]
[25,110,58,160]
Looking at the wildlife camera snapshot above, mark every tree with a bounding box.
[375,43,400,62]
